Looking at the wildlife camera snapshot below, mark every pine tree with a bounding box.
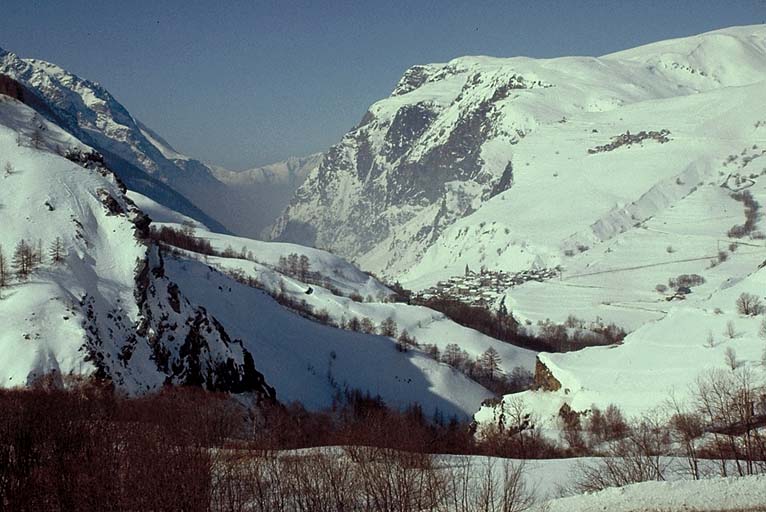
[12,240,32,280]
[31,127,44,149]
[298,254,310,280]
[287,253,300,276]
[479,347,503,381]
[442,344,464,368]
[360,317,377,334]
[396,329,412,352]
[35,239,44,265]
[347,316,361,332]
[0,244,7,292]
[49,237,65,264]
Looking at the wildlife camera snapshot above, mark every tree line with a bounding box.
[2,363,765,510]
[0,237,65,294]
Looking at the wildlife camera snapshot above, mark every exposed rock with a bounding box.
[533,357,561,391]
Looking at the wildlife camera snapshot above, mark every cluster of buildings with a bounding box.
[415,267,559,307]
[587,129,670,154]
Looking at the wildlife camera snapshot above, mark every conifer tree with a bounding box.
[12,240,32,280]
[0,244,7,292]
[49,237,65,263]
[479,347,503,382]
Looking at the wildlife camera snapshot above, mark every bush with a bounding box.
[668,274,705,290]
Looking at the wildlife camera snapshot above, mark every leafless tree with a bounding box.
[725,346,739,370]
[692,368,766,477]
[736,292,764,316]
[31,127,44,149]
[573,410,671,493]
[666,393,705,479]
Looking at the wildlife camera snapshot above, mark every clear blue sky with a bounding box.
[1,1,764,169]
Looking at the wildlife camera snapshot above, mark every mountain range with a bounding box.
[1,25,766,428]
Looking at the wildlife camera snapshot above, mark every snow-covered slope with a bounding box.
[0,95,495,417]
[0,47,319,239]
[540,474,766,512]
[476,261,766,428]
[164,256,491,416]
[0,95,273,398]
[0,49,229,233]
[145,215,536,376]
[268,25,766,423]
[272,24,766,283]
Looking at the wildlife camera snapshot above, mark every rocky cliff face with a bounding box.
[271,59,528,269]
[0,97,274,402]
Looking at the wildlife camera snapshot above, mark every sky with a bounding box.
[1,1,764,169]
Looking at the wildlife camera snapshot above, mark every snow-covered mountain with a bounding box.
[269,24,766,425]
[0,91,510,417]
[0,48,230,233]
[0,47,320,240]
[0,95,273,399]
[209,153,322,238]
[272,24,766,281]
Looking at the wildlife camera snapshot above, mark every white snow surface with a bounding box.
[541,474,766,512]
[155,219,536,376]
[0,95,148,388]
[165,256,491,417]
[0,98,496,416]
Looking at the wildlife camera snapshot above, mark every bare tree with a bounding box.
[573,411,671,493]
[667,393,704,479]
[3,161,12,178]
[736,292,764,316]
[724,346,739,370]
[379,316,398,338]
[693,368,766,477]
[724,320,737,339]
[31,128,44,149]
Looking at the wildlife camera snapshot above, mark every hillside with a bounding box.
[0,48,319,239]
[0,95,274,398]
[272,24,766,283]
[0,94,498,417]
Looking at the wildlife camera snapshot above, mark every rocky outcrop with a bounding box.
[129,247,276,401]
[533,357,561,392]
[270,60,539,275]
